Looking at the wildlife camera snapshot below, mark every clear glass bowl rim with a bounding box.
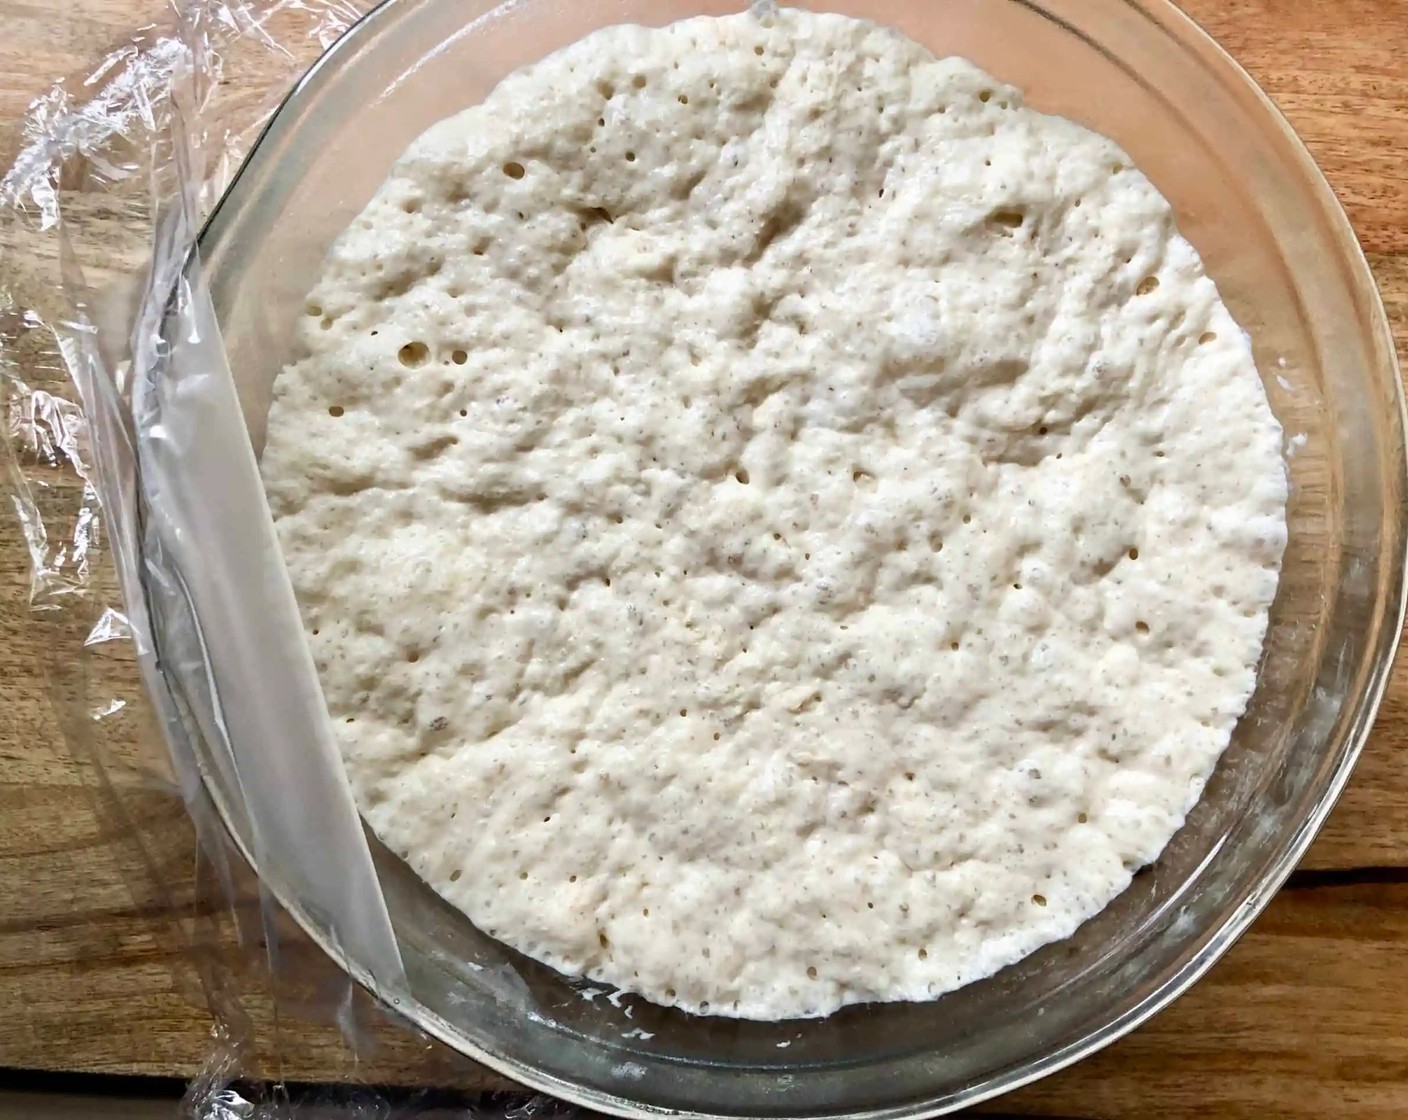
[182,0,1408,1116]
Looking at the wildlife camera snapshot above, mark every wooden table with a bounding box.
[1,1,1406,1117]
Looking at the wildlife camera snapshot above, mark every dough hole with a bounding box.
[451,349,468,365]
[988,208,1025,231]
[735,468,751,484]
[503,161,526,179]
[1136,275,1161,296]
[328,405,345,417]
[399,341,430,367]
[1200,331,1218,344]
[1032,894,1047,907]
[450,869,462,882]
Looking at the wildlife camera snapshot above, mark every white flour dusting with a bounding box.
[262,7,1287,1019]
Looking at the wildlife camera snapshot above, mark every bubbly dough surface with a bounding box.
[262,7,1287,1019]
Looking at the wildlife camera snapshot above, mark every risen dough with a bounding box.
[262,7,1287,1019]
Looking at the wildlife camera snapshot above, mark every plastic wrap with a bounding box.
[0,0,555,1114]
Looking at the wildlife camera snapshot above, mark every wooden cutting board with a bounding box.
[1,1,1405,1117]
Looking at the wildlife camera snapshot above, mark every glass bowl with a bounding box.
[191,0,1407,1115]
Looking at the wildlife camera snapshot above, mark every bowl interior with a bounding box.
[196,0,1405,1115]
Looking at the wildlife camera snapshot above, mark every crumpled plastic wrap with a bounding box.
[0,1,560,1115]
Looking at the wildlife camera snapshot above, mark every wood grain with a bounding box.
[0,1,1405,1117]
